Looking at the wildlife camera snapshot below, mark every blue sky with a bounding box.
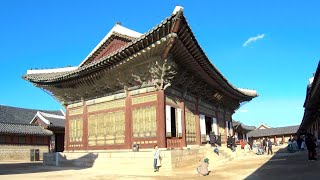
[0,0,319,127]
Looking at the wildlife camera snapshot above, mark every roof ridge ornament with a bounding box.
[172,6,184,14]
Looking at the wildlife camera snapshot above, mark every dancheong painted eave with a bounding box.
[22,6,258,101]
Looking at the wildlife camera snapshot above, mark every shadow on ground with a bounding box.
[0,152,98,175]
[245,147,320,180]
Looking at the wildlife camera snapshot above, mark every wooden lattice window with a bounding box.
[185,109,196,143]
[132,106,157,138]
[88,111,125,146]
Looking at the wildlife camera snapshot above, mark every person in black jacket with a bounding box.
[249,137,253,150]
[209,132,216,146]
[262,138,267,153]
[267,138,273,155]
[227,136,235,152]
[306,134,317,161]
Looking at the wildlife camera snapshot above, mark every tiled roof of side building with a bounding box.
[43,116,65,128]
[0,122,53,136]
[247,125,300,138]
[232,120,256,131]
[0,105,63,124]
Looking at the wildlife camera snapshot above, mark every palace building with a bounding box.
[0,105,65,161]
[23,6,257,151]
[299,61,320,138]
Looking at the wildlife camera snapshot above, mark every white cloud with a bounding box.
[239,109,248,113]
[243,34,265,47]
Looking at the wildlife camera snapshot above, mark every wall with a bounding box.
[66,87,158,151]
[0,144,49,161]
[43,148,208,171]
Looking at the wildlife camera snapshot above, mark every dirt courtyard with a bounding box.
[0,149,319,180]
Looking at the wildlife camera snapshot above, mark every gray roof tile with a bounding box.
[0,105,63,124]
[247,125,299,138]
[0,123,53,136]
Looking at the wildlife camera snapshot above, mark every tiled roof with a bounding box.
[233,120,256,132]
[0,123,53,136]
[0,105,63,124]
[23,6,257,101]
[247,125,299,138]
[45,116,65,128]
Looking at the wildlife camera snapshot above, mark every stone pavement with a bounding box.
[0,148,319,180]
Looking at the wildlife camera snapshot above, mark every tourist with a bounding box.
[231,135,237,151]
[249,138,254,150]
[256,144,264,155]
[209,131,216,146]
[153,145,161,172]
[267,138,273,155]
[227,136,235,152]
[292,139,299,151]
[287,139,293,152]
[262,138,267,152]
[206,134,210,144]
[301,139,305,151]
[213,145,219,155]
[306,134,317,160]
[227,136,232,149]
[297,136,302,150]
[253,140,257,149]
[197,158,209,176]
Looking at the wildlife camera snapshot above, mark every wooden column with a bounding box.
[82,101,88,150]
[195,99,201,145]
[180,99,186,148]
[65,107,70,151]
[274,136,277,144]
[282,135,285,144]
[125,92,133,149]
[157,90,166,148]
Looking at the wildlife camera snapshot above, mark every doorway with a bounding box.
[171,107,177,137]
[205,116,212,135]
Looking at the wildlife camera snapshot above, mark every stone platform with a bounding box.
[43,147,210,172]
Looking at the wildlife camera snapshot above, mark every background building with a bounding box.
[233,120,256,142]
[0,105,65,161]
[299,61,320,138]
[247,125,299,144]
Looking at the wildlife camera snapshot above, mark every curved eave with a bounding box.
[175,15,258,100]
[23,8,257,101]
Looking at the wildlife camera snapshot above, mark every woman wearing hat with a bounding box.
[197,157,209,176]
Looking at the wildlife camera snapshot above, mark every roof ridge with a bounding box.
[0,104,62,113]
[0,122,39,126]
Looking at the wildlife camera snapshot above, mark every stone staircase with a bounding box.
[174,145,256,172]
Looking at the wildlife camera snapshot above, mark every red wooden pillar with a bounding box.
[82,101,88,150]
[195,99,201,145]
[65,107,70,151]
[125,92,133,149]
[180,99,186,148]
[282,135,285,144]
[157,90,166,148]
[219,110,227,144]
[274,136,277,144]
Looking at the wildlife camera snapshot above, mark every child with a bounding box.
[153,145,161,172]
[197,158,209,176]
[214,145,219,155]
